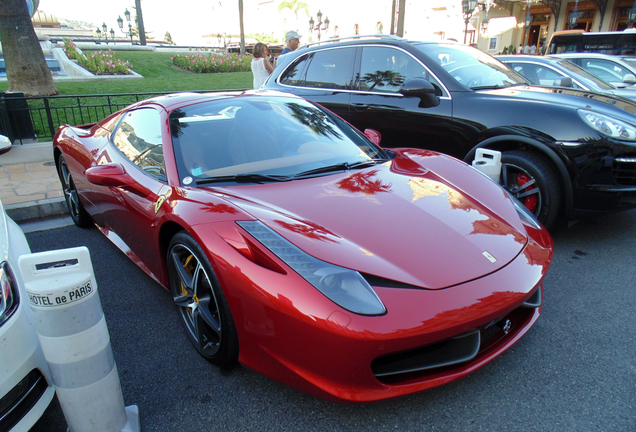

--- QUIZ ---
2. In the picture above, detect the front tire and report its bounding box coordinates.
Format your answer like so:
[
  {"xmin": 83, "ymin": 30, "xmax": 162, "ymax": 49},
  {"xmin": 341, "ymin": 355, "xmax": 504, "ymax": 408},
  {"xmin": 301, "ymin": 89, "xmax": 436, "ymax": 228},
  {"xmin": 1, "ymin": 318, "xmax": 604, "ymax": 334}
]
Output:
[
  {"xmin": 167, "ymin": 232, "xmax": 238, "ymax": 366},
  {"xmin": 500, "ymin": 150, "xmax": 562, "ymax": 230},
  {"xmin": 57, "ymin": 155, "xmax": 91, "ymax": 227}
]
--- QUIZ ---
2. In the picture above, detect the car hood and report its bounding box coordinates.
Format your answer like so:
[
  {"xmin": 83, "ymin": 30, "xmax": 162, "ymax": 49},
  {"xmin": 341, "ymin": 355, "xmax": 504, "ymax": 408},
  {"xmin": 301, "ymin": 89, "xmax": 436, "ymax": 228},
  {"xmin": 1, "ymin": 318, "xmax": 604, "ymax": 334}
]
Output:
[
  {"xmin": 214, "ymin": 151, "xmax": 529, "ymax": 289},
  {"xmin": 480, "ymin": 85, "xmax": 636, "ymax": 118},
  {"xmin": 609, "ymin": 88, "xmax": 636, "ymax": 101}
]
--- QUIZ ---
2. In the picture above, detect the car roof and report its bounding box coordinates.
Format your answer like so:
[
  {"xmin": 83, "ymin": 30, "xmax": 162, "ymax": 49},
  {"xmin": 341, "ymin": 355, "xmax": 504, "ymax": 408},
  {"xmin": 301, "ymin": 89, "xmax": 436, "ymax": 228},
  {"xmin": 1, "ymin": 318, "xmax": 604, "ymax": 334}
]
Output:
[
  {"xmin": 294, "ymin": 34, "xmax": 458, "ymax": 54},
  {"xmin": 497, "ymin": 55, "xmax": 557, "ymax": 64},
  {"xmin": 128, "ymin": 90, "xmax": 305, "ymax": 112},
  {"xmin": 552, "ymin": 52, "xmax": 629, "ymax": 60}
]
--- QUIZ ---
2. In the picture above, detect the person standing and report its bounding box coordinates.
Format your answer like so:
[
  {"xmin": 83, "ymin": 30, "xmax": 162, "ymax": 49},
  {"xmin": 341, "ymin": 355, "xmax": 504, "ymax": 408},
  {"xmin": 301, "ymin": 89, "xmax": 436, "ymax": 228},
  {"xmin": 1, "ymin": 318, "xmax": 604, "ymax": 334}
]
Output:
[
  {"xmin": 251, "ymin": 43, "xmax": 275, "ymax": 89},
  {"xmin": 281, "ymin": 30, "xmax": 302, "ymax": 55}
]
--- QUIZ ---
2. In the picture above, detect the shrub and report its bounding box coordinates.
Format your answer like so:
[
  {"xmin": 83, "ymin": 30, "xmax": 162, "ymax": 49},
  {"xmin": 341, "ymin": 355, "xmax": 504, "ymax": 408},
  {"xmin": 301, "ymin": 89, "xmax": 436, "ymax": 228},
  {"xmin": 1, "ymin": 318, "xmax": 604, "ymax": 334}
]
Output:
[
  {"xmin": 63, "ymin": 39, "xmax": 133, "ymax": 75},
  {"xmin": 172, "ymin": 52, "xmax": 251, "ymax": 73}
]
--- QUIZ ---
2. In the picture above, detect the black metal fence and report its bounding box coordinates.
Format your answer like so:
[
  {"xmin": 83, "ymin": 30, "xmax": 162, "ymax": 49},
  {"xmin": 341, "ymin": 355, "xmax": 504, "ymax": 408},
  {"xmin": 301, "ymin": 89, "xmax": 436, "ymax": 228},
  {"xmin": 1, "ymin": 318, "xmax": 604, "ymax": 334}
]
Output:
[{"xmin": 0, "ymin": 91, "xmax": 211, "ymax": 144}]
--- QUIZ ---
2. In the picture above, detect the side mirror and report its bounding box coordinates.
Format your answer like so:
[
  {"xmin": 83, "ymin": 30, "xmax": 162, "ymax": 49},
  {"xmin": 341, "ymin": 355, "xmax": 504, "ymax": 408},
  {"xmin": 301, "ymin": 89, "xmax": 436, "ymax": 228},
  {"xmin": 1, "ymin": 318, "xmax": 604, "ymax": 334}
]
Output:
[
  {"xmin": 363, "ymin": 129, "xmax": 381, "ymax": 146},
  {"xmin": 0, "ymin": 135, "xmax": 12, "ymax": 155},
  {"xmin": 623, "ymin": 73, "xmax": 636, "ymax": 84},
  {"xmin": 86, "ymin": 163, "xmax": 150, "ymax": 196},
  {"xmin": 399, "ymin": 77, "xmax": 440, "ymax": 108},
  {"xmin": 556, "ymin": 77, "xmax": 573, "ymax": 87}
]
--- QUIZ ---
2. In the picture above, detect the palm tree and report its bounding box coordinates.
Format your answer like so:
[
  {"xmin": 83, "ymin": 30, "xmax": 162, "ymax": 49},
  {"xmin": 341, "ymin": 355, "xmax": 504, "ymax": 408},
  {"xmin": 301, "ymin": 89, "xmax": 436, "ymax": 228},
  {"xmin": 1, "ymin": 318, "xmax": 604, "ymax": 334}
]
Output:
[
  {"xmin": 0, "ymin": 0, "xmax": 58, "ymax": 95},
  {"xmin": 278, "ymin": 0, "xmax": 310, "ymax": 19},
  {"xmin": 239, "ymin": 0, "xmax": 245, "ymax": 55},
  {"xmin": 134, "ymin": 0, "xmax": 147, "ymax": 45}
]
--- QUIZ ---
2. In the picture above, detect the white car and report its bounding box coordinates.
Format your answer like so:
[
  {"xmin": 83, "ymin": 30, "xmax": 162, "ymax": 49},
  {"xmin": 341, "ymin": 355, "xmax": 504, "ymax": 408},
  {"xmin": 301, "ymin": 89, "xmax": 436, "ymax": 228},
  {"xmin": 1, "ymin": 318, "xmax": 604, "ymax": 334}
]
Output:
[
  {"xmin": 0, "ymin": 135, "xmax": 11, "ymax": 155},
  {"xmin": 0, "ymin": 199, "xmax": 55, "ymax": 431},
  {"xmin": 550, "ymin": 53, "xmax": 636, "ymax": 89}
]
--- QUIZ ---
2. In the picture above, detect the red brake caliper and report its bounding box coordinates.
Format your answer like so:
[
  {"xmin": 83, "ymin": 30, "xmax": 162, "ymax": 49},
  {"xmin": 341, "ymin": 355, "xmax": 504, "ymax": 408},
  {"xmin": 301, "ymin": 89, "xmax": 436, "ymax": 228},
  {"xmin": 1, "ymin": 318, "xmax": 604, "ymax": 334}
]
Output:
[{"xmin": 517, "ymin": 173, "xmax": 538, "ymax": 212}]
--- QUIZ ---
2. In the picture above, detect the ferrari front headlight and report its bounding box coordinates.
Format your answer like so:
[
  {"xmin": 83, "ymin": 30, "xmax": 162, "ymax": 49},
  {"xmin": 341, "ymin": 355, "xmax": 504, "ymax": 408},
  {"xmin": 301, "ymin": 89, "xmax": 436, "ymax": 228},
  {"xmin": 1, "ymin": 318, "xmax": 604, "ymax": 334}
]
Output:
[
  {"xmin": 237, "ymin": 220, "xmax": 386, "ymax": 316},
  {"xmin": 578, "ymin": 109, "xmax": 636, "ymax": 141}
]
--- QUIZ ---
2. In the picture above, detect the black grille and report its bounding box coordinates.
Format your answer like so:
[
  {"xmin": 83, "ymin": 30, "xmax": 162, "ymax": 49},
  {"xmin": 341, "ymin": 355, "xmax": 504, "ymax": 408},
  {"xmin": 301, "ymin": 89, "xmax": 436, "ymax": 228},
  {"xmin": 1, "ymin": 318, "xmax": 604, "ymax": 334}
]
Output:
[
  {"xmin": 371, "ymin": 304, "xmax": 536, "ymax": 384},
  {"xmin": 613, "ymin": 157, "xmax": 636, "ymax": 186},
  {"xmin": 0, "ymin": 369, "xmax": 48, "ymax": 432}
]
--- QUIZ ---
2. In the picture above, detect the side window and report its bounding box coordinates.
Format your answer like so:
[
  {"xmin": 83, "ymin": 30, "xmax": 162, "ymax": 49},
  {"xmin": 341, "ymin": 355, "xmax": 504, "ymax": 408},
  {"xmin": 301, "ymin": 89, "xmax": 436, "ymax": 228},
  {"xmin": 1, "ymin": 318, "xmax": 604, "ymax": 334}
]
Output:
[
  {"xmin": 280, "ymin": 55, "xmax": 309, "ymax": 86},
  {"xmin": 112, "ymin": 108, "xmax": 166, "ymax": 181},
  {"xmin": 509, "ymin": 63, "xmax": 539, "ymax": 84},
  {"xmin": 304, "ymin": 48, "xmax": 355, "ymax": 89},
  {"xmin": 535, "ymin": 66, "xmax": 566, "ymax": 85},
  {"xmin": 586, "ymin": 59, "xmax": 629, "ymax": 79},
  {"xmin": 359, "ymin": 47, "xmax": 443, "ymax": 95}
]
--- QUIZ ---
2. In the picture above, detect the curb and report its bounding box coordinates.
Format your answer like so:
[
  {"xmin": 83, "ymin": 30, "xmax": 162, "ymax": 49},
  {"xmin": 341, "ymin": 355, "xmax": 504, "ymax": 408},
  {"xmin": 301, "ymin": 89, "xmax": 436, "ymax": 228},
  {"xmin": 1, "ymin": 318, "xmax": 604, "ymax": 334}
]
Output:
[{"xmin": 5, "ymin": 197, "xmax": 68, "ymax": 223}]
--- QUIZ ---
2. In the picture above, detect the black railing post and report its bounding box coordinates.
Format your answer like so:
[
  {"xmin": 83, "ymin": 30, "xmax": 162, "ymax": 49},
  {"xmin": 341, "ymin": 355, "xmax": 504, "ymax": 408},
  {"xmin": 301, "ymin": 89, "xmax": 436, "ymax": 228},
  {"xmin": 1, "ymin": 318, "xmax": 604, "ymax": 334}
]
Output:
[
  {"xmin": 0, "ymin": 92, "xmax": 15, "ymax": 143},
  {"xmin": 43, "ymin": 97, "xmax": 56, "ymax": 138},
  {"xmin": 0, "ymin": 90, "xmax": 217, "ymax": 142},
  {"xmin": 77, "ymin": 96, "xmax": 85, "ymax": 125}
]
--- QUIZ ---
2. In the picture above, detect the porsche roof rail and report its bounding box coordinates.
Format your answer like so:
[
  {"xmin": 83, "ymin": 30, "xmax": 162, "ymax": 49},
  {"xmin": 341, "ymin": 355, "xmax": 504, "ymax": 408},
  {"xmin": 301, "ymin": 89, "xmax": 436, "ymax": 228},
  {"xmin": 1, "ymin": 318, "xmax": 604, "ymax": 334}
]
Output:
[{"xmin": 298, "ymin": 34, "xmax": 403, "ymax": 50}]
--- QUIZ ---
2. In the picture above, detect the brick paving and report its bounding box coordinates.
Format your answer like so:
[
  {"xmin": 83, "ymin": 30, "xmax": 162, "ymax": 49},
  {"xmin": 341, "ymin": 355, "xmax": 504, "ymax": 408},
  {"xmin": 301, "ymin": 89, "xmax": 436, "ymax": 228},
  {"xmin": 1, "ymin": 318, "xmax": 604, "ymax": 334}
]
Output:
[
  {"xmin": 0, "ymin": 161, "xmax": 63, "ymax": 206},
  {"xmin": 0, "ymin": 144, "xmax": 68, "ymax": 222}
]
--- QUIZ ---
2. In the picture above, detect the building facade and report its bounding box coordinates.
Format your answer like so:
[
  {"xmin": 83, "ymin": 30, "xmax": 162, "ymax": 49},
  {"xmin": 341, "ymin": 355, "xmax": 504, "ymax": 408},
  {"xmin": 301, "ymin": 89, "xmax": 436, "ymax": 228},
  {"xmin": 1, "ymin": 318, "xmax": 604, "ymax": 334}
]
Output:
[{"xmin": 466, "ymin": 0, "xmax": 636, "ymax": 55}]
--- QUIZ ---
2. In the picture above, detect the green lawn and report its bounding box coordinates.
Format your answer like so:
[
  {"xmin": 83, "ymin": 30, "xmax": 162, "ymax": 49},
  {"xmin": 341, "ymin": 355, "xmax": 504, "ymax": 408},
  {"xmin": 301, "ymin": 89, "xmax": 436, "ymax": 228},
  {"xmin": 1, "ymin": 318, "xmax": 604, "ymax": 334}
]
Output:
[
  {"xmin": 0, "ymin": 51, "xmax": 255, "ymax": 139},
  {"xmin": 0, "ymin": 51, "xmax": 253, "ymax": 95}
]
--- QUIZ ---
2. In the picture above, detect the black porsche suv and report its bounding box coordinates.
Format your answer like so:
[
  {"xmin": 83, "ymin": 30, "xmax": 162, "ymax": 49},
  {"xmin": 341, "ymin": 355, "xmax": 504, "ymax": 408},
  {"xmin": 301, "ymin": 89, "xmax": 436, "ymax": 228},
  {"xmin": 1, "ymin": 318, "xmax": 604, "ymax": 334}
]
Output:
[{"xmin": 263, "ymin": 35, "xmax": 636, "ymax": 229}]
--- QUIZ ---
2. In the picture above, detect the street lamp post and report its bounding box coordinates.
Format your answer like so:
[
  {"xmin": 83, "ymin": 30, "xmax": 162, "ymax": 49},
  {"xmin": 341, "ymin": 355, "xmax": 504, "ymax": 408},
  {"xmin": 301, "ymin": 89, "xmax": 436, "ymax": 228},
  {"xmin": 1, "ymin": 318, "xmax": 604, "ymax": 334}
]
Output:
[
  {"xmin": 481, "ymin": 18, "xmax": 489, "ymax": 34},
  {"xmin": 102, "ymin": 22, "xmax": 108, "ymax": 44},
  {"xmin": 117, "ymin": 9, "xmax": 135, "ymax": 44},
  {"xmin": 630, "ymin": 3, "xmax": 636, "ymax": 28},
  {"xmin": 462, "ymin": 0, "xmax": 477, "ymax": 45},
  {"xmin": 96, "ymin": 28, "xmax": 102, "ymax": 43},
  {"xmin": 309, "ymin": 10, "xmax": 330, "ymax": 41},
  {"xmin": 568, "ymin": 0, "xmax": 583, "ymax": 29}
]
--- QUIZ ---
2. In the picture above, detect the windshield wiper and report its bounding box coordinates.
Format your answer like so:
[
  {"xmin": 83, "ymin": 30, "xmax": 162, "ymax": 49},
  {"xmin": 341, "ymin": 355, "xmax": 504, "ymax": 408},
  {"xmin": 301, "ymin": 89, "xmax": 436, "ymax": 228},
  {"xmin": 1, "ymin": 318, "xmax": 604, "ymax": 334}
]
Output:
[
  {"xmin": 472, "ymin": 80, "xmax": 524, "ymax": 90},
  {"xmin": 293, "ymin": 159, "xmax": 387, "ymax": 179},
  {"xmin": 195, "ymin": 173, "xmax": 291, "ymax": 185}
]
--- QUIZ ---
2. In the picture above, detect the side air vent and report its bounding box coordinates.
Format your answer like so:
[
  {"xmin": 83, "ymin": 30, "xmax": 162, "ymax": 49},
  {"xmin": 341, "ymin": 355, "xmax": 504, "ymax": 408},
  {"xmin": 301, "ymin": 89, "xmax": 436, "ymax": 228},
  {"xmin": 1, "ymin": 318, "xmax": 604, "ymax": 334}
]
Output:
[{"xmin": 372, "ymin": 330, "xmax": 480, "ymax": 377}]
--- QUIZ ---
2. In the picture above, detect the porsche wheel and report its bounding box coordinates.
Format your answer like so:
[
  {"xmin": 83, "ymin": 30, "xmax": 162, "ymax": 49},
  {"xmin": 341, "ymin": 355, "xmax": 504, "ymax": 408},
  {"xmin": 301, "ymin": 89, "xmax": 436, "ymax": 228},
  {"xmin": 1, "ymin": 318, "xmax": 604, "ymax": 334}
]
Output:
[
  {"xmin": 58, "ymin": 155, "xmax": 91, "ymax": 227},
  {"xmin": 501, "ymin": 150, "xmax": 562, "ymax": 230},
  {"xmin": 167, "ymin": 232, "xmax": 238, "ymax": 366}
]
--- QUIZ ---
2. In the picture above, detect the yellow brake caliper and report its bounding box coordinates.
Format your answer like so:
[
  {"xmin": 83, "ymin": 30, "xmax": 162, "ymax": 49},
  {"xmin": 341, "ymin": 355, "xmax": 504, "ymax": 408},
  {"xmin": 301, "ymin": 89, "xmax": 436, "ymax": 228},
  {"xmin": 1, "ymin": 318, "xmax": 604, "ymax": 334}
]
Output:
[{"xmin": 181, "ymin": 254, "xmax": 199, "ymax": 305}]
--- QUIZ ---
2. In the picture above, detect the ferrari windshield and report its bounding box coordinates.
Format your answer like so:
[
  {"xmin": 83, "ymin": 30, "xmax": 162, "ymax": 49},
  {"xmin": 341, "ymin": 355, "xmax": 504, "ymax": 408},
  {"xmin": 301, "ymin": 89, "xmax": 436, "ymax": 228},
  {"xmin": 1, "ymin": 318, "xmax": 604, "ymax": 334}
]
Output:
[
  {"xmin": 170, "ymin": 96, "xmax": 387, "ymax": 185},
  {"xmin": 416, "ymin": 43, "xmax": 527, "ymax": 89}
]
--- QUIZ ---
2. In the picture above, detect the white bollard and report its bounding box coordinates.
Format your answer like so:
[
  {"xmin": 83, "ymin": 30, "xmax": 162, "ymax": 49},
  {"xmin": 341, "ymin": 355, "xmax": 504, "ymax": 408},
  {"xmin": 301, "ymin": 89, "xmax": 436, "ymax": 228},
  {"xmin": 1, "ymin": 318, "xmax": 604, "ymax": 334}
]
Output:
[
  {"xmin": 472, "ymin": 148, "xmax": 502, "ymax": 184},
  {"xmin": 18, "ymin": 246, "xmax": 140, "ymax": 432}
]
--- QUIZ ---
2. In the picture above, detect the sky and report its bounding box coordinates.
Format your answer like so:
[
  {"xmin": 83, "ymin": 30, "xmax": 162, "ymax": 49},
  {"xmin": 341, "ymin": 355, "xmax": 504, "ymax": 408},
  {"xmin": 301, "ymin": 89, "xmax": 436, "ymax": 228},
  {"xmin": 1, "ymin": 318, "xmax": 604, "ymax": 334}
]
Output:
[
  {"xmin": 42, "ymin": 0, "xmax": 231, "ymax": 45},
  {"xmin": 41, "ymin": 0, "xmax": 467, "ymax": 46}
]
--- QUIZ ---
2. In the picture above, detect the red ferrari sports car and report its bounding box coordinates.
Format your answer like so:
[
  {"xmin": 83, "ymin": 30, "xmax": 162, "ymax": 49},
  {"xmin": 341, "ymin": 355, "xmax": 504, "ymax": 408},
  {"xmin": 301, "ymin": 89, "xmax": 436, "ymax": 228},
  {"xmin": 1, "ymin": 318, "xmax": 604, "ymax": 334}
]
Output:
[{"xmin": 53, "ymin": 90, "xmax": 553, "ymax": 403}]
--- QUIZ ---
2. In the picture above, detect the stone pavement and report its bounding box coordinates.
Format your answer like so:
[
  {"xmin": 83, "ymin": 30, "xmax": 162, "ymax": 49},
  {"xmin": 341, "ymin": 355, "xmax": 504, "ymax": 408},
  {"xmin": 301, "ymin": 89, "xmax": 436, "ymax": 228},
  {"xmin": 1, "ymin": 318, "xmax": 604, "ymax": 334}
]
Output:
[{"xmin": 0, "ymin": 142, "xmax": 68, "ymax": 223}]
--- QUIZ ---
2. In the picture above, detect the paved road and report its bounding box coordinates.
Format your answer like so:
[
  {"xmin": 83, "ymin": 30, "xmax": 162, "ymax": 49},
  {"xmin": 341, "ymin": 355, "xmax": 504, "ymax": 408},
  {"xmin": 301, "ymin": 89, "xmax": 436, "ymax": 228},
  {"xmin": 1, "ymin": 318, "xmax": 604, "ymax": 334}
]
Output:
[{"xmin": 25, "ymin": 212, "xmax": 636, "ymax": 432}]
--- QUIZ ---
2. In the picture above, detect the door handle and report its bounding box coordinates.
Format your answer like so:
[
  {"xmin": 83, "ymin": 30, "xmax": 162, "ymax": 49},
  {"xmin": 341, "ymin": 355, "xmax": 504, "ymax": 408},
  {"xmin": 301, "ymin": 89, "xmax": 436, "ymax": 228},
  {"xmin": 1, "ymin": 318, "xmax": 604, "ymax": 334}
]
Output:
[
  {"xmin": 350, "ymin": 103, "xmax": 404, "ymax": 112},
  {"xmin": 350, "ymin": 103, "xmax": 369, "ymax": 111}
]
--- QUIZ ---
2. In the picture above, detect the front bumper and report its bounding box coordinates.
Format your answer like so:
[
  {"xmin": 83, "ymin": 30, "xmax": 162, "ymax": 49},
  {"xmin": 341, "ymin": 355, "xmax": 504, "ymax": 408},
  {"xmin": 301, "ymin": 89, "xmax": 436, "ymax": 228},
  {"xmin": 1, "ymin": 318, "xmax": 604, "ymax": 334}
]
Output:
[
  {"xmin": 0, "ymin": 304, "xmax": 55, "ymax": 432},
  {"xmin": 561, "ymin": 140, "xmax": 636, "ymax": 214},
  {"xmin": 216, "ymin": 231, "xmax": 552, "ymax": 403}
]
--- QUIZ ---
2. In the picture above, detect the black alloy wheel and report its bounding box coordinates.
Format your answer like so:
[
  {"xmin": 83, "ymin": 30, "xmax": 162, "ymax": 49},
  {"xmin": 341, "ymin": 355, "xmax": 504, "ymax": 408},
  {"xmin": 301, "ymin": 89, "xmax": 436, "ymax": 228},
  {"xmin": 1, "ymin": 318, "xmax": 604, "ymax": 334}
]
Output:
[
  {"xmin": 57, "ymin": 155, "xmax": 91, "ymax": 227},
  {"xmin": 500, "ymin": 150, "xmax": 562, "ymax": 230},
  {"xmin": 167, "ymin": 232, "xmax": 238, "ymax": 366}
]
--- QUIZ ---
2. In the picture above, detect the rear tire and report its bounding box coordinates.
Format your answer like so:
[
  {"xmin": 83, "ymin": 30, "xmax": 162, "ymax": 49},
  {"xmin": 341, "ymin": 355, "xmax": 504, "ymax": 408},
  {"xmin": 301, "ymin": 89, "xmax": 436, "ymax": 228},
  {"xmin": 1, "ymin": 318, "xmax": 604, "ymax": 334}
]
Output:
[
  {"xmin": 500, "ymin": 150, "xmax": 562, "ymax": 230},
  {"xmin": 57, "ymin": 155, "xmax": 91, "ymax": 227}
]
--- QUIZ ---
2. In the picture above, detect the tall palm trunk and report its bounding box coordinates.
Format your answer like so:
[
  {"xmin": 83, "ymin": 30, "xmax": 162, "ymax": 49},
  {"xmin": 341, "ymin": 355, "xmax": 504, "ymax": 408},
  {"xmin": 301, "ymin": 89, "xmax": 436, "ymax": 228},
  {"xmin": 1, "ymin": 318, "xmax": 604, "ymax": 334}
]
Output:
[
  {"xmin": 239, "ymin": 0, "xmax": 246, "ymax": 55},
  {"xmin": 135, "ymin": 0, "xmax": 147, "ymax": 46},
  {"xmin": 0, "ymin": 0, "xmax": 58, "ymax": 96}
]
